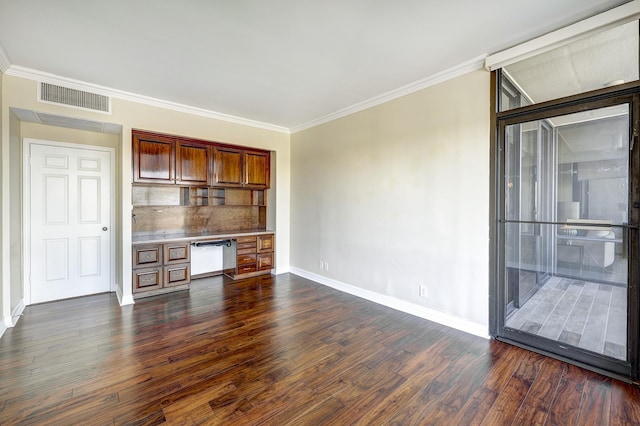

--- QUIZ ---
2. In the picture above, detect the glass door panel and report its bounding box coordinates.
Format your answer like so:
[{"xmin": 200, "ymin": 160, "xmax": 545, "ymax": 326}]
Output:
[
  {"xmin": 504, "ymin": 120, "xmax": 554, "ymax": 313},
  {"xmin": 503, "ymin": 104, "xmax": 629, "ymax": 362}
]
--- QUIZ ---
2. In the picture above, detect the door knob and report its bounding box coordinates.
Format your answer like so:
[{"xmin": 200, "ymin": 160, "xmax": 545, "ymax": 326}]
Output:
[{"xmin": 102, "ymin": 227, "xmax": 108, "ymax": 231}]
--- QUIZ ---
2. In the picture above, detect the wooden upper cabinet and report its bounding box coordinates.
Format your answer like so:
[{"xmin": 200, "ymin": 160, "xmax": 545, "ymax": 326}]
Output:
[
  {"xmin": 133, "ymin": 132, "xmax": 175, "ymax": 184},
  {"xmin": 244, "ymin": 150, "xmax": 270, "ymax": 189},
  {"xmin": 213, "ymin": 146, "xmax": 243, "ymax": 187},
  {"xmin": 133, "ymin": 130, "xmax": 270, "ymax": 189},
  {"xmin": 213, "ymin": 147, "xmax": 270, "ymax": 189},
  {"xmin": 176, "ymin": 141, "xmax": 210, "ymax": 186}
]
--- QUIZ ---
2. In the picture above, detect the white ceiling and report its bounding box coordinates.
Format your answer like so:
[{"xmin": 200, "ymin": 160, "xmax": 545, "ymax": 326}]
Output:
[{"xmin": 0, "ymin": 0, "xmax": 631, "ymax": 131}]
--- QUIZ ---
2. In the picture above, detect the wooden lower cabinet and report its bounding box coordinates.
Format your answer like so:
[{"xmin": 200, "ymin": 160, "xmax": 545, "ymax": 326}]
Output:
[
  {"xmin": 225, "ymin": 233, "xmax": 274, "ymax": 280},
  {"xmin": 164, "ymin": 263, "xmax": 191, "ymax": 287},
  {"xmin": 133, "ymin": 267, "xmax": 163, "ymax": 292},
  {"xmin": 257, "ymin": 252, "xmax": 274, "ymax": 270},
  {"xmin": 164, "ymin": 242, "xmax": 190, "ymax": 264},
  {"xmin": 133, "ymin": 233, "xmax": 273, "ymax": 293},
  {"xmin": 133, "ymin": 242, "xmax": 191, "ymax": 297}
]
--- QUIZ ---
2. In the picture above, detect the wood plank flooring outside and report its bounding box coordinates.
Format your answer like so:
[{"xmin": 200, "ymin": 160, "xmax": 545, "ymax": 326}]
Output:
[{"xmin": 1, "ymin": 273, "xmax": 639, "ymax": 425}]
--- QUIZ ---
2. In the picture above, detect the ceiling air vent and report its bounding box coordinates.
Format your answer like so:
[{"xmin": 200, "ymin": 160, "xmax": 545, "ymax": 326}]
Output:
[{"xmin": 39, "ymin": 82, "xmax": 111, "ymax": 114}]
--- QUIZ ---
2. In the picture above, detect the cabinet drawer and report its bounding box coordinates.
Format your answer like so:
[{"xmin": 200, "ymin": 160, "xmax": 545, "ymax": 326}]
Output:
[
  {"xmin": 257, "ymin": 252, "xmax": 273, "ymax": 270},
  {"xmin": 164, "ymin": 264, "xmax": 191, "ymax": 287},
  {"xmin": 237, "ymin": 253, "xmax": 256, "ymax": 265},
  {"xmin": 237, "ymin": 241, "xmax": 257, "ymax": 250},
  {"xmin": 237, "ymin": 236, "xmax": 257, "ymax": 244},
  {"xmin": 257, "ymin": 234, "xmax": 274, "ymax": 253},
  {"xmin": 164, "ymin": 242, "xmax": 190, "ymax": 264},
  {"xmin": 237, "ymin": 247, "xmax": 257, "ymax": 255},
  {"xmin": 133, "ymin": 267, "xmax": 163, "ymax": 292},
  {"xmin": 133, "ymin": 245, "xmax": 163, "ymax": 268},
  {"xmin": 237, "ymin": 264, "xmax": 257, "ymax": 274}
]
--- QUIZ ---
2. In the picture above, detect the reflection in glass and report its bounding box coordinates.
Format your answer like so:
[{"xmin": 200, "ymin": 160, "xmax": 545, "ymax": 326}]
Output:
[{"xmin": 503, "ymin": 104, "xmax": 628, "ymax": 361}]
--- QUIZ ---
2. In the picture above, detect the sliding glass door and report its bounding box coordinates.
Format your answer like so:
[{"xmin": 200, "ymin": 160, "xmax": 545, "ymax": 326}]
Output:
[{"xmin": 496, "ymin": 97, "xmax": 637, "ymax": 378}]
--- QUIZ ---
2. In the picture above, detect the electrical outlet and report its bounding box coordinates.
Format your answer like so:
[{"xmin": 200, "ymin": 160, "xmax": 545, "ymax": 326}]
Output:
[
  {"xmin": 325, "ymin": 262, "xmax": 329, "ymax": 272},
  {"xmin": 319, "ymin": 260, "xmax": 324, "ymax": 270},
  {"xmin": 419, "ymin": 285, "xmax": 428, "ymax": 298}
]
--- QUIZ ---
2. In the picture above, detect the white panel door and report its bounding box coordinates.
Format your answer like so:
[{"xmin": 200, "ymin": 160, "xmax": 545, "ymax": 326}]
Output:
[{"xmin": 29, "ymin": 143, "xmax": 112, "ymax": 303}]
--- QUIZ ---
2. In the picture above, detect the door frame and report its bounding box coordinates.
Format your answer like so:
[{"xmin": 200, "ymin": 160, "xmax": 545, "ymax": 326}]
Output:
[
  {"xmin": 23, "ymin": 138, "xmax": 116, "ymax": 305},
  {"xmin": 490, "ymin": 71, "xmax": 640, "ymax": 381}
]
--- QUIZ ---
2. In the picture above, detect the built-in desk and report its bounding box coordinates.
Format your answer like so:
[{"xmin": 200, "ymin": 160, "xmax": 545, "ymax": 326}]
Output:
[{"xmin": 132, "ymin": 230, "xmax": 275, "ymax": 298}]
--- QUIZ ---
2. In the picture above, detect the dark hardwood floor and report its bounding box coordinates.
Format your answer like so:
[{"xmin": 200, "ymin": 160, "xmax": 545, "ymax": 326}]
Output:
[{"xmin": 1, "ymin": 273, "xmax": 639, "ymax": 425}]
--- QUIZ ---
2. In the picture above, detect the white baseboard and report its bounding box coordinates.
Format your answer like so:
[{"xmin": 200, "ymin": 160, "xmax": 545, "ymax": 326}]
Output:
[
  {"xmin": 274, "ymin": 265, "xmax": 291, "ymax": 275},
  {"xmin": 11, "ymin": 299, "xmax": 25, "ymax": 326},
  {"xmin": 289, "ymin": 267, "xmax": 489, "ymax": 339},
  {"xmin": 116, "ymin": 286, "xmax": 135, "ymax": 306},
  {"xmin": 2, "ymin": 298, "xmax": 26, "ymax": 335}
]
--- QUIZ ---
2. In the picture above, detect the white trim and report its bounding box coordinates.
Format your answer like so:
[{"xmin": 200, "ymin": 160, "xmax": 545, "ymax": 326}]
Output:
[
  {"xmin": 290, "ymin": 267, "xmax": 489, "ymax": 339},
  {"xmin": 4, "ymin": 55, "xmax": 486, "ymax": 134},
  {"xmin": 5, "ymin": 65, "xmax": 291, "ymax": 134},
  {"xmin": 291, "ymin": 54, "xmax": 487, "ymax": 133},
  {"xmin": 23, "ymin": 139, "xmax": 116, "ymax": 305},
  {"xmin": 1, "ymin": 298, "xmax": 26, "ymax": 339},
  {"xmin": 274, "ymin": 265, "xmax": 291, "ymax": 275},
  {"xmin": 0, "ymin": 42, "xmax": 10, "ymax": 73},
  {"xmin": 22, "ymin": 140, "xmax": 31, "ymax": 306},
  {"xmin": 7, "ymin": 299, "xmax": 25, "ymax": 327},
  {"xmin": 2, "ymin": 298, "xmax": 25, "ymax": 332},
  {"xmin": 116, "ymin": 285, "xmax": 135, "ymax": 306},
  {"xmin": 485, "ymin": 1, "xmax": 640, "ymax": 71}
]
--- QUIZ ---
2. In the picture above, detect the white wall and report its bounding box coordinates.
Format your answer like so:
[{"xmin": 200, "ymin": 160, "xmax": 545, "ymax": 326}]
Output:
[
  {"xmin": 1, "ymin": 67, "xmax": 489, "ymax": 338},
  {"xmin": 0, "ymin": 74, "xmax": 290, "ymax": 321},
  {"xmin": 290, "ymin": 70, "xmax": 491, "ymax": 335}
]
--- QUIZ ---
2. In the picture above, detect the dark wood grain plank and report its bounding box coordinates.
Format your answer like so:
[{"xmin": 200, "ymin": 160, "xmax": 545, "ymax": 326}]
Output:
[
  {"xmin": 577, "ymin": 372, "xmax": 612, "ymax": 425},
  {"xmin": 546, "ymin": 363, "xmax": 586, "ymax": 426},
  {"xmin": 513, "ymin": 356, "xmax": 566, "ymax": 424},
  {"xmin": 478, "ymin": 350, "xmax": 547, "ymax": 425},
  {"xmin": 610, "ymin": 381, "xmax": 640, "ymax": 426}
]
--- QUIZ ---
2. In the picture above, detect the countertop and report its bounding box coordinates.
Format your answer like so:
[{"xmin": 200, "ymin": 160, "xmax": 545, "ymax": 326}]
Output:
[{"xmin": 132, "ymin": 229, "xmax": 274, "ymax": 245}]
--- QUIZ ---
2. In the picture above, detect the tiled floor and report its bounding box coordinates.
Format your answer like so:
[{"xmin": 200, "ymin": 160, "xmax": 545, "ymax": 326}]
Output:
[{"xmin": 506, "ymin": 276, "xmax": 627, "ymax": 360}]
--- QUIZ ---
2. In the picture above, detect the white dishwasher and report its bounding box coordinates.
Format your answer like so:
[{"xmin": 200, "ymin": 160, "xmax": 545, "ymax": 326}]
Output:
[{"xmin": 190, "ymin": 240, "xmax": 232, "ymax": 277}]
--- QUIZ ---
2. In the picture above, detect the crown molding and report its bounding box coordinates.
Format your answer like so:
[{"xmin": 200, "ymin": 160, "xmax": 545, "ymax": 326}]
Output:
[
  {"xmin": 0, "ymin": 42, "xmax": 10, "ymax": 73},
  {"xmin": 4, "ymin": 65, "xmax": 290, "ymax": 134},
  {"xmin": 3, "ymin": 54, "xmax": 487, "ymax": 135},
  {"xmin": 290, "ymin": 54, "xmax": 487, "ymax": 133}
]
